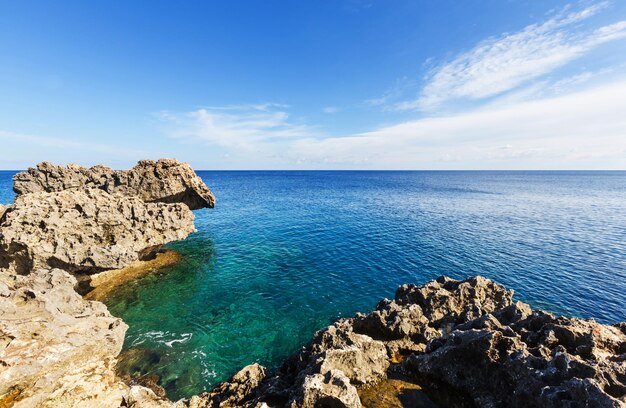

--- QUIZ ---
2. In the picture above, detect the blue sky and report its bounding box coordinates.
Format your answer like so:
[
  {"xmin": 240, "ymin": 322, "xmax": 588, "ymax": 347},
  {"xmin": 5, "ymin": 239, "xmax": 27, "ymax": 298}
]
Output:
[{"xmin": 1, "ymin": 0, "xmax": 626, "ymax": 169}]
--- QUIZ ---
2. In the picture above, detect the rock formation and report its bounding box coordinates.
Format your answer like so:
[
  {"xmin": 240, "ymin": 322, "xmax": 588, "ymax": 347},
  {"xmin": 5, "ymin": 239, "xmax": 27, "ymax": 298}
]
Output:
[
  {"xmin": 13, "ymin": 159, "xmax": 215, "ymax": 210},
  {"xmin": 0, "ymin": 188, "xmax": 195, "ymax": 275},
  {"xmin": 2, "ymin": 159, "xmax": 624, "ymax": 407},
  {"xmin": 171, "ymin": 276, "xmax": 626, "ymax": 408},
  {"xmin": 0, "ymin": 268, "xmax": 128, "ymax": 407},
  {"xmin": 0, "ymin": 159, "xmax": 215, "ymax": 407}
]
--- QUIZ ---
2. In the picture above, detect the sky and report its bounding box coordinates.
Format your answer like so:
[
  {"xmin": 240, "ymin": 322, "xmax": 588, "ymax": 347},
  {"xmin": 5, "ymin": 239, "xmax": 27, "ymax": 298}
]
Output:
[{"xmin": 1, "ymin": 0, "xmax": 626, "ymax": 170}]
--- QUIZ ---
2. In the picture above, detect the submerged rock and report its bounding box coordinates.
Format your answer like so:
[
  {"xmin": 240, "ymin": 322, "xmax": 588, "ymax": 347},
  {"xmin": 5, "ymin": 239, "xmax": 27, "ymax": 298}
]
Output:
[
  {"xmin": 0, "ymin": 268, "xmax": 128, "ymax": 408},
  {"xmin": 13, "ymin": 158, "xmax": 215, "ymax": 210},
  {"xmin": 0, "ymin": 188, "xmax": 195, "ymax": 275}
]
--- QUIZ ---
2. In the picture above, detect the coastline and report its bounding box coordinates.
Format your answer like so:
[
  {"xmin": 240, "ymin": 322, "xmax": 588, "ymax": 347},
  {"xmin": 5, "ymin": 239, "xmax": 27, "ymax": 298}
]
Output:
[{"xmin": 1, "ymin": 160, "xmax": 625, "ymax": 407}]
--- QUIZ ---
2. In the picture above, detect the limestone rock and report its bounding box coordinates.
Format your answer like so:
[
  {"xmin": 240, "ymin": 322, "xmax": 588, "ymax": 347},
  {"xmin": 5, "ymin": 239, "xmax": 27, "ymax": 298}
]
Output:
[
  {"xmin": 317, "ymin": 334, "xmax": 389, "ymax": 386},
  {"xmin": 395, "ymin": 275, "xmax": 513, "ymax": 326},
  {"xmin": 0, "ymin": 188, "xmax": 195, "ymax": 275},
  {"xmin": 397, "ymin": 278, "xmax": 626, "ymax": 407},
  {"xmin": 0, "ymin": 268, "xmax": 128, "ymax": 407},
  {"xmin": 0, "ymin": 204, "xmax": 7, "ymax": 221},
  {"xmin": 13, "ymin": 158, "xmax": 215, "ymax": 210},
  {"xmin": 290, "ymin": 370, "xmax": 361, "ymax": 408},
  {"xmin": 185, "ymin": 364, "xmax": 267, "ymax": 408}
]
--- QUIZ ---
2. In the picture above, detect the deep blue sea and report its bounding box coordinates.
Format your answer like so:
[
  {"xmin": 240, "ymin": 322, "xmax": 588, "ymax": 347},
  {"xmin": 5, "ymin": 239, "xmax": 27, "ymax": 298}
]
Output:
[{"xmin": 1, "ymin": 170, "xmax": 625, "ymax": 399}]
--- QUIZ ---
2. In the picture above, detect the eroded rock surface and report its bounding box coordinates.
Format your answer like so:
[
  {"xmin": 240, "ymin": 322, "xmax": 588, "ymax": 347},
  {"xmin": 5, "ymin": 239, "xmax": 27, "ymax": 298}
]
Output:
[
  {"xmin": 0, "ymin": 188, "xmax": 195, "ymax": 275},
  {"xmin": 0, "ymin": 268, "xmax": 128, "ymax": 408},
  {"xmin": 169, "ymin": 276, "xmax": 626, "ymax": 408},
  {"xmin": 0, "ymin": 158, "xmax": 215, "ymax": 408},
  {"xmin": 13, "ymin": 158, "xmax": 215, "ymax": 210}
]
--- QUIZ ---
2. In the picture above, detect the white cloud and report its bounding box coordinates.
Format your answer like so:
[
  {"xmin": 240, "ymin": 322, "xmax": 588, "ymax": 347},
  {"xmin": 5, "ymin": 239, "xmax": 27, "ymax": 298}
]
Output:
[
  {"xmin": 158, "ymin": 79, "xmax": 626, "ymax": 169},
  {"xmin": 323, "ymin": 106, "xmax": 340, "ymax": 114},
  {"xmin": 289, "ymin": 78, "xmax": 626, "ymax": 169},
  {"xmin": 403, "ymin": 3, "xmax": 626, "ymax": 111},
  {"xmin": 156, "ymin": 104, "xmax": 317, "ymax": 150}
]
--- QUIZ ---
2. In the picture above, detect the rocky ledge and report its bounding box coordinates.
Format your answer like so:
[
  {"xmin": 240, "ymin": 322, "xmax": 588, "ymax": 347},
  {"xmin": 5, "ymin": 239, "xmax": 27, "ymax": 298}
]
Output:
[
  {"xmin": 13, "ymin": 158, "xmax": 215, "ymax": 210},
  {"xmin": 0, "ymin": 188, "xmax": 195, "ymax": 276}
]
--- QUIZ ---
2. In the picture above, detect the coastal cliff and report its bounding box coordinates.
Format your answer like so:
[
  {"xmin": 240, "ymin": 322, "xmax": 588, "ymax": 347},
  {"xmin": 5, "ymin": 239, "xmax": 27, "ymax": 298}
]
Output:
[
  {"xmin": 12, "ymin": 159, "xmax": 215, "ymax": 210},
  {"xmin": 0, "ymin": 159, "xmax": 213, "ymax": 407},
  {"xmin": 1, "ymin": 160, "xmax": 624, "ymax": 408}
]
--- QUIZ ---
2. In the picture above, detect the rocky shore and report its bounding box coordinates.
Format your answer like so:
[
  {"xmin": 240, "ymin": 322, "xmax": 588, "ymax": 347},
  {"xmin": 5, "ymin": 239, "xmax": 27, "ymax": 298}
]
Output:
[{"xmin": 1, "ymin": 160, "xmax": 625, "ymax": 408}]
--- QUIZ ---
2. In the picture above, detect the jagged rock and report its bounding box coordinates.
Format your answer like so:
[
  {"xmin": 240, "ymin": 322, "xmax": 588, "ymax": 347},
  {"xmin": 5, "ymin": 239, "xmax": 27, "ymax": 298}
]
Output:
[
  {"xmin": 399, "ymin": 279, "xmax": 626, "ymax": 407},
  {"xmin": 185, "ymin": 364, "xmax": 267, "ymax": 408},
  {"xmin": 0, "ymin": 204, "xmax": 7, "ymax": 221},
  {"xmin": 0, "ymin": 268, "xmax": 128, "ymax": 407},
  {"xmin": 0, "ymin": 188, "xmax": 195, "ymax": 275},
  {"xmin": 13, "ymin": 158, "xmax": 215, "ymax": 210},
  {"xmin": 289, "ymin": 370, "xmax": 361, "ymax": 408},
  {"xmin": 317, "ymin": 335, "xmax": 389, "ymax": 386},
  {"xmin": 196, "ymin": 276, "xmax": 624, "ymax": 408},
  {"xmin": 395, "ymin": 275, "xmax": 513, "ymax": 327}
]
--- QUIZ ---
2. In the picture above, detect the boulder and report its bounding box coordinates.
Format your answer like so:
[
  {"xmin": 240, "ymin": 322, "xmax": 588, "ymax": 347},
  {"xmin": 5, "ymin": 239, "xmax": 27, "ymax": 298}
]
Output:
[
  {"xmin": 0, "ymin": 188, "xmax": 195, "ymax": 275},
  {"xmin": 13, "ymin": 158, "xmax": 215, "ymax": 210},
  {"xmin": 0, "ymin": 268, "xmax": 128, "ymax": 407}
]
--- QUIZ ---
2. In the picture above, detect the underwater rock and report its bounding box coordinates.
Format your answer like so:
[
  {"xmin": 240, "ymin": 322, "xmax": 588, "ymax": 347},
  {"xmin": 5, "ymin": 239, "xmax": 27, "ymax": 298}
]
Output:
[
  {"xmin": 0, "ymin": 188, "xmax": 195, "ymax": 275},
  {"xmin": 0, "ymin": 268, "xmax": 128, "ymax": 408},
  {"xmin": 13, "ymin": 158, "xmax": 215, "ymax": 210}
]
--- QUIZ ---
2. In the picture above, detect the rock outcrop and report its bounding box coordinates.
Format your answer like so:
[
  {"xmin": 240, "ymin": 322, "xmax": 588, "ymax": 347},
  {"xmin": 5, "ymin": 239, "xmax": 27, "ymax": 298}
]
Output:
[
  {"xmin": 0, "ymin": 188, "xmax": 195, "ymax": 275},
  {"xmin": 173, "ymin": 276, "xmax": 626, "ymax": 408},
  {"xmin": 13, "ymin": 159, "xmax": 215, "ymax": 210},
  {"xmin": 0, "ymin": 268, "xmax": 128, "ymax": 408},
  {"xmin": 0, "ymin": 158, "xmax": 217, "ymax": 408}
]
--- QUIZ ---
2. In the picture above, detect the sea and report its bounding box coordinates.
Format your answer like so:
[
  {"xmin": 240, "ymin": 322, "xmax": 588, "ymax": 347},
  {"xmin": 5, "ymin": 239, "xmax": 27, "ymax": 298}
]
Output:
[{"xmin": 1, "ymin": 170, "xmax": 625, "ymax": 399}]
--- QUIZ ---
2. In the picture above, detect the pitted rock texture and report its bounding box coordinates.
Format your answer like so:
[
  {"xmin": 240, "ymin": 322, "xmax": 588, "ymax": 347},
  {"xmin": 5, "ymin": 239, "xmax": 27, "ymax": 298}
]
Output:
[
  {"xmin": 13, "ymin": 158, "xmax": 215, "ymax": 210},
  {"xmin": 0, "ymin": 188, "xmax": 195, "ymax": 275},
  {"xmin": 166, "ymin": 276, "xmax": 625, "ymax": 408},
  {"xmin": 0, "ymin": 268, "xmax": 128, "ymax": 408}
]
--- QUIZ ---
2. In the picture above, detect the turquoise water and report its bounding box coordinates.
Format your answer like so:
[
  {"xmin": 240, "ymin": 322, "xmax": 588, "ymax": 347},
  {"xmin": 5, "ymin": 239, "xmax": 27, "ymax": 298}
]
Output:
[{"xmin": 1, "ymin": 171, "xmax": 625, "ymax": 399}]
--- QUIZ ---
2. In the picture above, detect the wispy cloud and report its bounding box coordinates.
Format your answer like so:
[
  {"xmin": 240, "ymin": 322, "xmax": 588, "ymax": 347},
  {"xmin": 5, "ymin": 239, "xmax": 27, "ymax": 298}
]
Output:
[
  {"xmin": 398, "ymin": 3, "xmax": 626, "ymax": 111},
  {"xmin": 322, "ymin": 106, "xmax": 340, "ymax": 114},
  {"xmin": 290, "ymin": 78, "xmax": 626, "ymax": 168},
  {"xmin": 364, "ymin": 76, "xmax": 418, "ymax": 109},
  {"xmin": 158, "ymin": 79, "xmax": 626, "ymax": 169},
  {"xmin": 156, "ymin": 104, "xmax": 317, "ymax": 150}
]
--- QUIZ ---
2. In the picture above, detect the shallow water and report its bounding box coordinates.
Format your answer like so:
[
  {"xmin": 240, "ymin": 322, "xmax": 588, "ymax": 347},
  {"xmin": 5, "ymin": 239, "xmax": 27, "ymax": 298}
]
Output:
[{"xmin": 1, "ymin": 170, "xmax": 625, "ymax": 399}]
